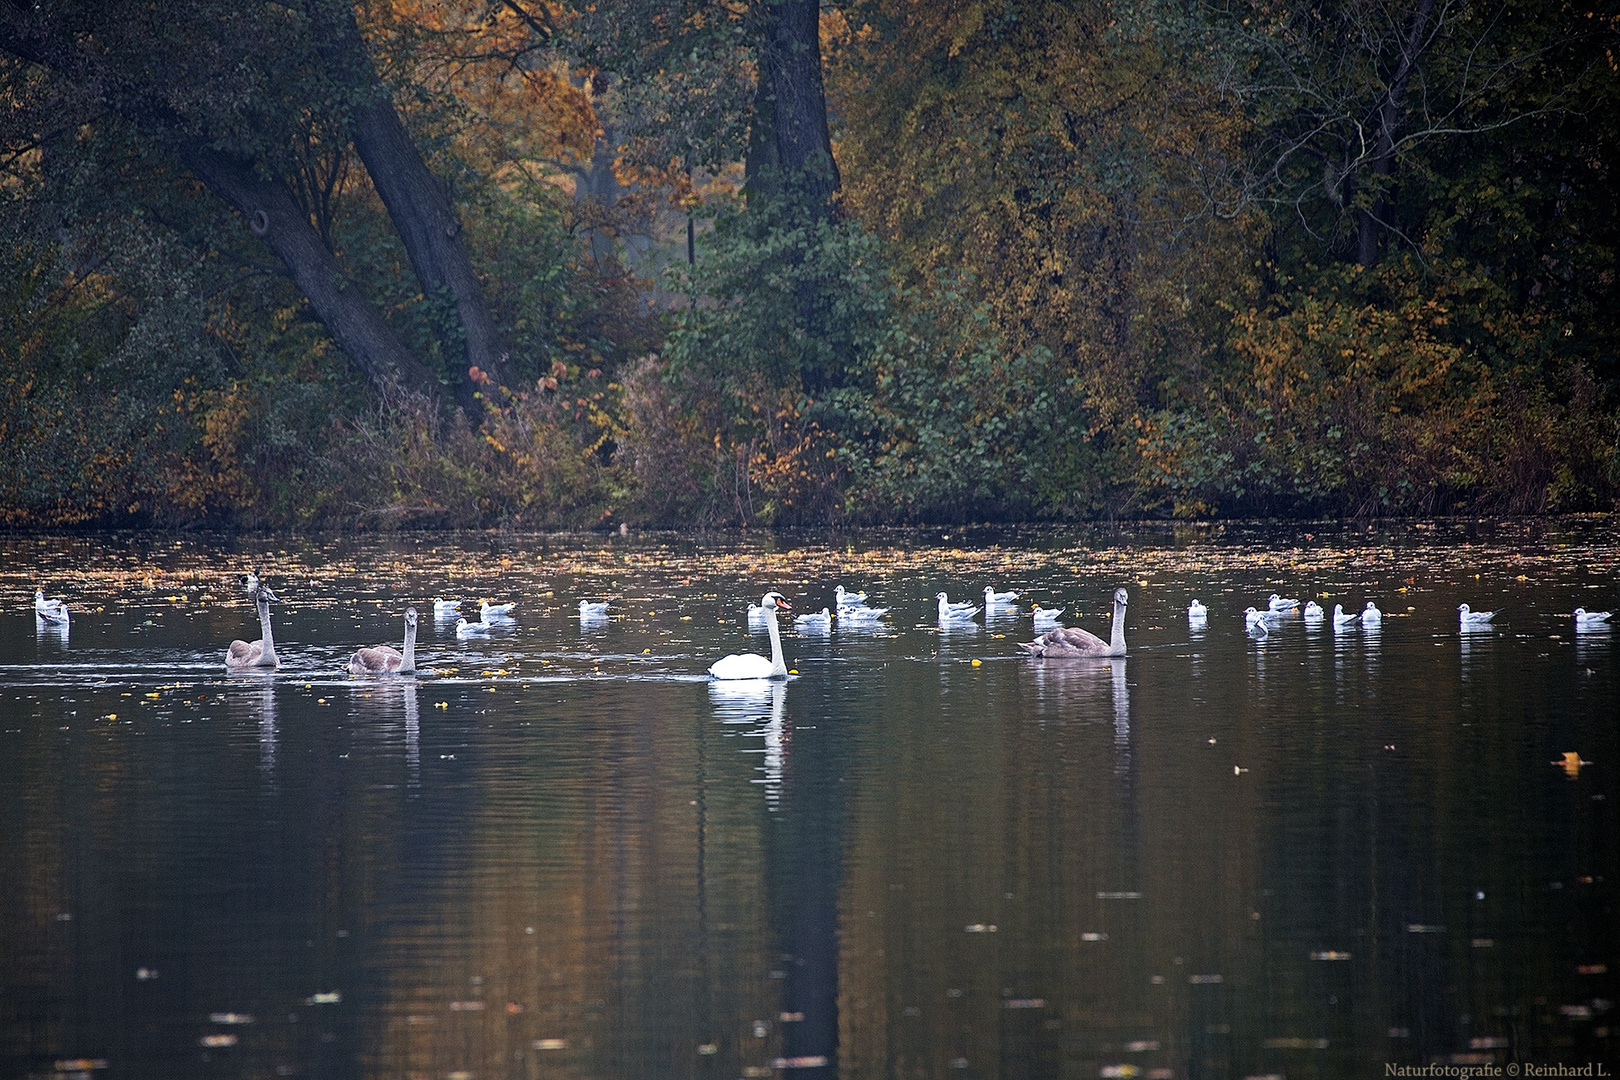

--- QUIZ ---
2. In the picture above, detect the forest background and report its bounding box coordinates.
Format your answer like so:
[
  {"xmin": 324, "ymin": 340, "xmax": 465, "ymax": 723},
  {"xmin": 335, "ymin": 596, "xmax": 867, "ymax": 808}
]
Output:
[{"xmin": 1, "ymin": 0, "xmax": 1616, "ymax": 529}]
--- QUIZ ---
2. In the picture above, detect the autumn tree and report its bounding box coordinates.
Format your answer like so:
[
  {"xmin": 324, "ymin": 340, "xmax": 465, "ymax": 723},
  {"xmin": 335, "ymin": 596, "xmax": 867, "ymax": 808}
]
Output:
[{"xmin": 0, "ymin": 0, "xmax": 587, "ymax": 412}]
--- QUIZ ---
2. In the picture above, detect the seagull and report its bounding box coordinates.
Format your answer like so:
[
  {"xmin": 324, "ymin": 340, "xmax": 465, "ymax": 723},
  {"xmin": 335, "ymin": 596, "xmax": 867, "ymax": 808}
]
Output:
[
  {"xmin": 480, "ymin": 601, "xmax": 515, "ymax": 619},
  {"xmin": 1187, "ymin": 599, "xmax": 1207, "ymax": 621},
  {"xmin": 936, "ymin": 592, "xmax": 980, "ymax": 622},
  {"xmin": 1033, "ymin": 604, "xmax": 1065, "ymax": 626},
  {"xmin": 840, "ymin": 603, "xmax": 890, "ymax": 622},
  {"xmin": 1243, "ymin": 607, "xmax": 1273, "ymax": 628},
  {"xmin": 1302, "ymin": 601, "xmax": 1324, "ymax": 622},
  {"xmin": 794, "ymin": 608, "xmax": 833, "ymax": 630},
  {"xmin": 1332, "ymin": 604, "xmax": 1360, "ymax": 630},
  {"xmin": 34, "ymin": 589, "xmax": 70, "ymax": 625},
  {"xmin": 454, "ymin": 617, "xmax": 491, "ymax": 637},
  {"xmin": 433, "ymin": 598, "xmax": 462, "ymax": 616},
  {"xmin": 1574, "ymin": 607, "xmax": 1613, "ymax": 630},
  {"xmin": 1458, "ymin": 603, "xmax": 1497, "ymax": 629},
  {"xmin": 1268, "ymin": 593, "xmax": 1301, "ymax": 613},
  {"xmin": 983, "ymin": 586, "xmax": 1021, "ymax": 608},
  {"xmin": 834, "ymin": 585, "xmax": 869, "ymax": 610},
  {"xmin": 578, "ymin": 600, "xmax": 611, "ymax": 618},
  {"xmin": 1362, "ymin": 601, "xmax": 1383, "ymax": 628}
]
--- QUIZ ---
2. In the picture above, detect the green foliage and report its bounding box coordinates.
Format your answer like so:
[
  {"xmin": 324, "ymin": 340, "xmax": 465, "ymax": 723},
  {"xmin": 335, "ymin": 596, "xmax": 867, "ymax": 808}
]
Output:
[{"xmin": 624, "ymin": 201, "xmax": 1080, "ymax": 524}]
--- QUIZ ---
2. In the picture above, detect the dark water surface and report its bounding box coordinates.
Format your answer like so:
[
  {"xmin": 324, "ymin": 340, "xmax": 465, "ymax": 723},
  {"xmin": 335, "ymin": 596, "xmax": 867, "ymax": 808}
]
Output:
[{"xmin": 1, "ymin": 523, "xmax": 1615, "ymax": 1080}]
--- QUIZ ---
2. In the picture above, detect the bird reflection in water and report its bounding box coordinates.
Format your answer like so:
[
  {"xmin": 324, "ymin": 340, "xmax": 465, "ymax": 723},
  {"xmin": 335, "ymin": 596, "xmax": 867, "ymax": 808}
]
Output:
[
  {"xmin": 708, "ymin": 680, "xmax": 788, "ymax": 812},
  {"xmin": 35, "ymin": 614, "xmax": 69, "ymax": 652},
  {"xmin": 254, "ymin": 682, "xmax": 277, "ymax": 781},
  {"xmin": 350, "ymin": 678, "xmax": 422, "ymax": 788}
]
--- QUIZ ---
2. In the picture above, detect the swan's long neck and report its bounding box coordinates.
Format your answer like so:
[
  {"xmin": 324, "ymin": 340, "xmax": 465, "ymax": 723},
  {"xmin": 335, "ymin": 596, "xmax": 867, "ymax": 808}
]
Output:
[
  {"xmin": 1109, "ymin": 599, "xmax": 1127, "ymax": 655},
  {"xmin": 766, "ymin": 609, "xmax": 787, "ymax": 676},
  {"xmin": 257, "ymin": 597, "xmax": 278, "ymax": 664},
  {"xmin": 400, "ymin": 619, "xmax": 417, "ymax": 674}
]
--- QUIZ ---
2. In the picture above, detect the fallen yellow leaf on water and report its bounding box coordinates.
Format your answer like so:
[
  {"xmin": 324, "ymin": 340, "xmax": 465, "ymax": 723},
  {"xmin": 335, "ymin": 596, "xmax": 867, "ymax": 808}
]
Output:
[{"xmin": 1556, "ymin": 752, "xmax": 1591, "ymax": 778}]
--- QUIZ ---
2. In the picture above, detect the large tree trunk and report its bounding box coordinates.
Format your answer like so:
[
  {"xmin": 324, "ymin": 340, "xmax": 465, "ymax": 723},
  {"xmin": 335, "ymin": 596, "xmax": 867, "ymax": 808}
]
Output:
[
  {"xmin": 177, "ymin": 143, "xmax": 437, "ymax": 392},
  {"xmin": 747, "ymin": 0, "xmax": 839, "ymax": 218},
  {"xmin": 1356, "ymin": 0, "xmax": 1436, "ymax": 267},
  {"xmin": 311, "ymin": 0, "xmax": 512, "ymax": 414}
]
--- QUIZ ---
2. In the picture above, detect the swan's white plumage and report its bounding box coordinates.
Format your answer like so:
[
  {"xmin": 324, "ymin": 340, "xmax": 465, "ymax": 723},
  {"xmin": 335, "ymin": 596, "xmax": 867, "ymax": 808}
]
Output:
[{"xmin": 711, "ymin": 592, "xmax": 791, "ymax": 679}]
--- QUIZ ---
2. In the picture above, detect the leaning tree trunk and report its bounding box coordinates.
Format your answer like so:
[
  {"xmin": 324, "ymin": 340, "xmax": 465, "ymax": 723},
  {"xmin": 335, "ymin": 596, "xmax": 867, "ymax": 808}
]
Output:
[
  {"xmin": 0, "ymin": 7, "xmax": 435, "ymax": 397},
  {"xmin": 178, "ymin": 143, "xmax": 438, "ymax": 392},
  {"xmin": 312, "ymin": 0, "xmax": 513, "ymax": 415}
]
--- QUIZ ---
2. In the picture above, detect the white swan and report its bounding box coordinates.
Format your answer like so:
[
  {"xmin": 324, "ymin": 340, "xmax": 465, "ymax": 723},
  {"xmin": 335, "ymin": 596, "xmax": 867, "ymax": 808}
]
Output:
[
  {"xmin": 454, "ymin": 617, "xmax": 491, "ymax": 637},
  {"xmin": 1018, "ymin": 588, "xmax": 1128, "ymax": 658},
  {"xmin": 1574, "ymin": 607, "xmax": 1613, "ymax": 630},
  {"xmin": 1332, "ymin": 604, "xmax": 1360, "ymax": 630},
  {"xmin": 1187, "ymin": 599, "xmax": 1207, "ymax": 621},
  {"xmin": 1362, "ymin": 601, "xmax": 1383, "ymax": 627},
  {"xmin": 348, "ymin": 607, "xmax": 418, "ymax": 675},
  {"xmin": 433, "ymin": 598, "xmax": 461, "ymax": 616},
  {"xmin": 795, "ymin": 607, "xmax": 833, "ymax": 630},
  {"xmin": 1458, "ymin": 603, "xmax": 1497, "ymax": 629},
  {"xmin": 225, "ymin": 586, "xmax": 279, "ymax": 671},
  {"xmin": 480, "ymin": 601, "xmax": 515, "ymax": 619},
  {"xmin": 34, "ymin": 589, "xmax": 69, "ymax": 625},
  {"xmin": 578, "ymin": 600, "xmax": 611, "ymax": 617},
  {"xmin": 1303, "ymin": 600, "xmax": 1324, "ymax": 622},
  {"xmin": 983, "ymin": 586, "xmax": 1021, "ymax": 607},
  {"xmin": 1034, "ymin": 604, "xmax": 1066, "ymax": 626},
  {"xmin": 710, "ymin": 592, "xmax": 791, "ymax": 680},
  {"xmin": 834, "ymin": 585, "xmax": 869, "ymax": 609},
  {"xmin": 1268, "ymin": 593, "xmax": 1301, "ymax": 612},
  {"xmin": 936, "ymin": 592, "xmax": 980, "ymax": 621}
]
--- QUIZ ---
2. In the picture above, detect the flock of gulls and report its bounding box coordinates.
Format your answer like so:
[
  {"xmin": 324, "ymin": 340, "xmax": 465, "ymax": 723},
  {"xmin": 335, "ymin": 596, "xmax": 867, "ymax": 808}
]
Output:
[
  {"xmin": 1198, "ymin": 590, "xmax": 1614, "ymax": 637},
  {"xmin": 28, "ymin": 576, "xmax": 1613, "ymax": 682}
]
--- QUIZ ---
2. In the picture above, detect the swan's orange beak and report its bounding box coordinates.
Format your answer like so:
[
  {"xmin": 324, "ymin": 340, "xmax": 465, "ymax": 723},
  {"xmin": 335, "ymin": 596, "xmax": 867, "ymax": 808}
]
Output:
[{"xmin": 775, "ymin": 597, "xmax": 792, "ymax": 613}]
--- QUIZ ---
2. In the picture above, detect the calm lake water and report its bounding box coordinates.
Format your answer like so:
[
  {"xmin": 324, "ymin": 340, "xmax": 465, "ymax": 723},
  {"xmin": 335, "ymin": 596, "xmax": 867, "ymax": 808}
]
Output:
[{"xmin": 1, "ymin": 522, "xmax": 1615, "ymax": 1080}]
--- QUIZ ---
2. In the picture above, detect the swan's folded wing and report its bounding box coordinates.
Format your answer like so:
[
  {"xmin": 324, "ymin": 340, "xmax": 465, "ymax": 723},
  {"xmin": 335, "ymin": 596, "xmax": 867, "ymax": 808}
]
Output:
[
  {"xmin": 1048, "ymin": 626, "xmax": 1108, "ymax": 650},
  {"xmin": 351, "ymin": 645, "xmax": 401, "ymax": 672}
]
